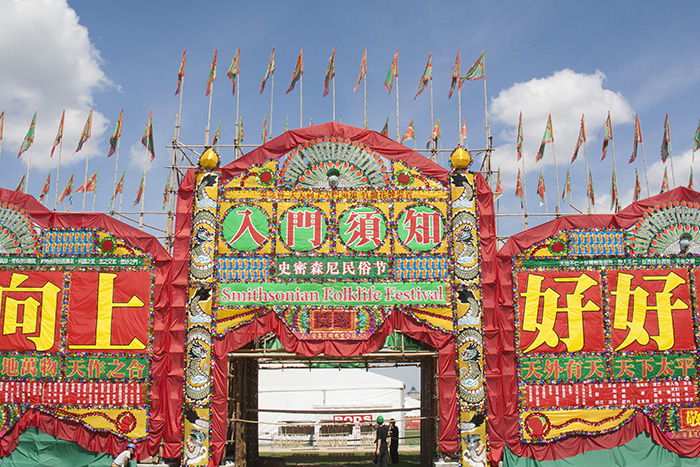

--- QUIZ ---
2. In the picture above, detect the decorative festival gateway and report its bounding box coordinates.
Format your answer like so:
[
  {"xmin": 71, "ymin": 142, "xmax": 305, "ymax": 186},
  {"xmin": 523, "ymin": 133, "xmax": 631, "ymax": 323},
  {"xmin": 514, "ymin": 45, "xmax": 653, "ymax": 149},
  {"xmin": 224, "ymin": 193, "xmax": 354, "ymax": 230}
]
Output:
[
  {"xmin": 486, "ymin": 187, "xmax": 700, "ymax": 466},
  {"xmin": 174, "ymin": 122, "xmax": 494, "ymax": 466},
  {"xmin": 0, "ymin": 189, "xmax": 179, "ymax": 461}
]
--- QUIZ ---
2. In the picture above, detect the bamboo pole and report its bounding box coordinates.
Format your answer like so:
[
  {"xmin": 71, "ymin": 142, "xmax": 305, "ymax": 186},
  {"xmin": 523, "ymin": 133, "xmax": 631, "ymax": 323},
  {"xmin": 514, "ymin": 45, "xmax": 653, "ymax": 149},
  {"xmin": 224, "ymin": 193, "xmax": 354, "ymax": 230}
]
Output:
[
  {"xmin": 395, "ymin": 74, "xmax": 400, "ymax": 141},
  {"xmin": 82, "ymin": 137, "xmax": 91, "ymax": 212},
  {"xmin": 640, "ymin": 140, "xmax": 650, "ymax": 197},
  {"xmin": 111, "ymin": 121, "xmax": 122, "ymax": 215},
  {"xmin": 205, "ymin": 82, "xmax": 214, "ymax": 145},
  {"xmin": 611, "ymin": 136, "xmax": 619, "ymax": 212},
  {"xmin": 552, "ymin": 132, "xmax": 561, "ymax": 215},
  {"xmin": 24, "ymin": 145, "xmax": 33, "ymax": 195},
  {"xmin": 54, "ymin": 130, "xmax": 64, "ymax": 211}
]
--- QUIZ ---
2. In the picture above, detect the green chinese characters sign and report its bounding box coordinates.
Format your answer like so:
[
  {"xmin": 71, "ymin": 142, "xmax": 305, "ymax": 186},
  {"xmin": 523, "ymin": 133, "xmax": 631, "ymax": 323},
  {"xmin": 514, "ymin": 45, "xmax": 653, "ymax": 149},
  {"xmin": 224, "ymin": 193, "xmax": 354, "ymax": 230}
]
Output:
[
  {"xmin": 280, "ymin": 206, "xmax": 327, "ymax": 251},
  {"xmin": 222, "ymin": 205, "xmax": 269, "ymax": 251},
  {"xmin": 397, "ymin": 205, "xmax": 443, "ymax": 251},
  {"xmin": 338, "ymin": 206, "xmax": 386, "ymax": 251}
]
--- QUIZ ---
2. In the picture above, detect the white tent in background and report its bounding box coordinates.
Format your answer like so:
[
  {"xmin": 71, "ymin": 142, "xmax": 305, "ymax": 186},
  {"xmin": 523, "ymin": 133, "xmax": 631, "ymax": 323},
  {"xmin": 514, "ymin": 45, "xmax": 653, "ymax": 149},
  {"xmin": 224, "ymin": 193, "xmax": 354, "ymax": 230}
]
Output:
[{"xmin": 258, "ymin": 368, "xmax": 407, "ymax": 446}]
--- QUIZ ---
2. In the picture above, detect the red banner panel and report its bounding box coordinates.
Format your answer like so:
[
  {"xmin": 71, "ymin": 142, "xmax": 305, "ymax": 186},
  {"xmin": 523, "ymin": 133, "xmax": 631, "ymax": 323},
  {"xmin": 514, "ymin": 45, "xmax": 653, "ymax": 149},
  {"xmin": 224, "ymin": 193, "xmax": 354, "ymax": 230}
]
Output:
[
  {"xmin": 517, "ymin": 270, "xmax": 604, "ymax": 354},
  {"xmin": 523, "ymin": 380, "xmax": 696, "ymax": 409},
  {"xmin": 0, "ymin": 271, "xmax": 63, "ymax": 353},
  {"xmin": 609, "ymin": 268, "xmax": 693, "ymax": 352},
  {"xmin": 66, "ymin": 271, "xmax": 151, "ymax": 354},
  {"xmin": 0, "ymin": 381, "xmax": 144, "ymax": 406}
]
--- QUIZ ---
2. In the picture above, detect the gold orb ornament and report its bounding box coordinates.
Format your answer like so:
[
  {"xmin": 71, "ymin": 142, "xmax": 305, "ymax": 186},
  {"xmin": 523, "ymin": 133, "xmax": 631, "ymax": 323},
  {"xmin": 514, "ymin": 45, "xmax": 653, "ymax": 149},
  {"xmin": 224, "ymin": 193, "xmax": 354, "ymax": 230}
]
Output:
[
  {"xmin": 451, "ymin": 146, "xmax": 472, "ymax": 169},
  {"xmin": 199, "ymin": 148, "xmax": 220, "ymax": 169}
]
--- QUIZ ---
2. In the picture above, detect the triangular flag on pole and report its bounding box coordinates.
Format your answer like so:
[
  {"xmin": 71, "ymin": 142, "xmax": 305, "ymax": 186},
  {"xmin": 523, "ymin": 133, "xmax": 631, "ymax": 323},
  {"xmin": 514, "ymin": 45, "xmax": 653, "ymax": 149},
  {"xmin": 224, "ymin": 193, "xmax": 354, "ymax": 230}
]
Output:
[
  {"xmin": 18, "ymin": 112, "xmax": 37, "ymax": 158},
  {"xmin": 693, "ymin": 119, "xmax": 700, "ymax": 162},
  {"xmin": 401, "ymin": 119, "xmax": 415, "ymax": 143},
  {"xmin": 600, "ymin": 111, "xmax": 613, "ymax": 160},
  {"xmin": 461, "ymin": 51, "xmax": 485, "ymax": 83},
  {"xmin": 227, "ymin": 47, "xmax": 240, "ymax": 96},
  {"xmin": 237, "ymin": 115, "xmax": 244, "ymax": 142},
  {"xmin": 38, "ymin": 173, "xmax": 51, "ymax": 203},
  {"xmin": 516, "ymin": 112, "xmax": 523, "ymax": 161},
  {"xmin": 610, "ymin": 169, "xmax": 618, "ymax": 211},
  {"xmin": 660, "ymin": 167, "xmax": 669, "ymax": 193},
  {"xmin": 212, "ymin": 116, "xmax": 221, "ymax": 147},
  {"xmin": 536, "ymin": 169, "xmax": 546, "ymax": 206},
  {"xmin": 260, "ymin": 47, "xmax": 275, "ymax": 94},
  {"xmin": 561, "ymin": 169, "xmax": 571, "ymax": 201},
  {"xmin": 107, "ymin": 109, "xmax": 123, "ymax": 157},
  {"xmin": 494, "ymin": 168, "xmax": 503, "ymax": 200},
  {"xmin": 51, "ymin": 110, "xmax": 65, "ymax": 158},
  {"xmin": 430, "ymin": 119, "xmax": 441, "ymax": 141},
  {"xmin": 633, "ymin": 169, "xmax": 641, "ymax": 202},
  {"xmin": 15, "ymin": 175, "xmax": 25, "ymax": 193},
  {"xmin": 261, "ymin": 114, "xmax": 268, "ymax": 143},
  {"xmin": 133, "ymin": 169, "xmax": 146, "ymax": 206},
  {"xmin": 75, "ymin": 171, "xmax": 98, "ymax": 194},
  {"xmin": 141, "ymin": 111, "xmax": 155, "ymax": 162},
  {"xmin": 572, "ymin": 114, "xmax": 586, "ymax": 163},
  {"xmin": 323, "ymin": 48, "xmax": 335, "ymax": 97},
  {"xmin": 384, "ymin": 51, "xmax": 398, "ymax": 93},
  {"xmin": 175, "ymin": 49, "xmax": 186, "ymax": 95},
  {"xmin": 536, "ymin": 114, "xmax": 553, "ymax": 163},
  {"xmin": 286, "ymin": 47, "xmax": 303, "ymax": 94},
  {"xmin": 162, "ymin": 171, "xmax": 171, "ymax": 210},
  {"xmin": 587, "ymin": 170, "xmax": 595, "ymax": 207},
  {"xmin": 515, "ymin": 169, "xmax": 524, "ymax": 208},
  {"xmin": 354, "ymin": 48, "xmax": 367, "ymax": 93},
  {"xmin": 380, "ymin": 118, "xmax": 389, "ymax": 138},
  {"xmin": 74, "ymin": 109, "xmax": 92, "ymax": 154},
  {"xmin": 109, "ymin": 171, "xmax": 124, "ymax": 209},
  {"xmin": 630, "ymin": 113, "xmax": 642, "ymax": 164},
  {"xmin": 206, "ymin": 49, "xmax": 217, "ymax": 96},
  {"xmin": 661, "ymin": 113, "xmax": 671, "ymax": 163},
  {"xmin": 689, "ymin": 167, "xmax": 694, "ymax": 190},
  {"xmin": 448, "ymin": 50, "xmax": 461, "ymax": 99},
  {"xmin": 58, "ymin": 173, "xmax": 74, "ymax": 203},
  {"xmin": 460, "ymin": 118, "xmax": 467, "ymax": 143},
  {"xmin": 413, "ymin": 52, "xmax": 432, "ymax": 99}
]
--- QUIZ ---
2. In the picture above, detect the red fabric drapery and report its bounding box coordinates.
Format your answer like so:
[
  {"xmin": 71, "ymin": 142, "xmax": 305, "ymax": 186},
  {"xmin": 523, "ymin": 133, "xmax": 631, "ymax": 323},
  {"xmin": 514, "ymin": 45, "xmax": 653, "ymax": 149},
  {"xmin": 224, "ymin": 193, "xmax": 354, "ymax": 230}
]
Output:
[
  {"xmin": 0, "ymin": 189, "xmax": 179, "ymax": 460},
  {"xmin": 485, "ymin": 187, "xmax": 700, "ymax": 465}
]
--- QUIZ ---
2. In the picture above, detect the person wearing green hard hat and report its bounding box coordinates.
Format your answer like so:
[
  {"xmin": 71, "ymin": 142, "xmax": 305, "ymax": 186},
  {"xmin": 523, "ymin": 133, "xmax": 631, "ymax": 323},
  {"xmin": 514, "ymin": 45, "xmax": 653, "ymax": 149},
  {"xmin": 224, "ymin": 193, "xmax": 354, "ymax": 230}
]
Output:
[{"xmin": 374, "ymin": 415, "xmax": 389, "ymax": 466}]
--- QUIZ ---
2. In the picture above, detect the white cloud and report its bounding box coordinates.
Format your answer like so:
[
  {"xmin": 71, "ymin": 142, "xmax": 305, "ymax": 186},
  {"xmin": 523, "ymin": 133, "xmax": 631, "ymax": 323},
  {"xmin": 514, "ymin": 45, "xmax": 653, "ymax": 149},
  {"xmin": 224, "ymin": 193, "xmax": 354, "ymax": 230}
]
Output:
[{"xmin": 0, "ymin": 0, "xmax": 111, "ymax": 168}]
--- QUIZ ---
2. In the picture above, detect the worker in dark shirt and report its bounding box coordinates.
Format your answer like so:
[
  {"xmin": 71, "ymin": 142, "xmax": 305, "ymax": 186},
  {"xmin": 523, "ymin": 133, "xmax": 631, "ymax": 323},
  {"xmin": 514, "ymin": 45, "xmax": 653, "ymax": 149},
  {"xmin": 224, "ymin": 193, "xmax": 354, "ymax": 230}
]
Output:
[
  {"xmin": 374, "ymin": 416, "xmax": 389, "ymax": 467},
  {"xmin": 389, "ymin": 419, "xmax": 399, "ymax": 464}
]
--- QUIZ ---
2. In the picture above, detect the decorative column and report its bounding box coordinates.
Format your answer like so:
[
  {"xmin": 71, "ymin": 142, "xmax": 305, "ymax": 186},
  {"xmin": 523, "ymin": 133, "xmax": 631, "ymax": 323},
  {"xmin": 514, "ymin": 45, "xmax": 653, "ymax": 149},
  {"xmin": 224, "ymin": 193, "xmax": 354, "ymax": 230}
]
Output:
[
  {"xmin": 450, "ymin": 147, "xmax": 488, "ymax": 467},
  {"xmin": 182, "ymin": 148, "xmax": 219, "ymax": 466}
]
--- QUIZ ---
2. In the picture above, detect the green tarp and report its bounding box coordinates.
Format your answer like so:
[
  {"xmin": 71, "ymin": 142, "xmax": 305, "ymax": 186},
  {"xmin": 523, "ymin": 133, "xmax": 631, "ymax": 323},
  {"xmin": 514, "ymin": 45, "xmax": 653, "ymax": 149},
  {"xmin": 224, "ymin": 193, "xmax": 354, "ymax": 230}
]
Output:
[
  {"xmin": 504, "ymin": 432, "xmax": 700, "ymax": 467},
  {"xmin": 0, "ymin": 428, "xmax": 111, "ymax": 467}
]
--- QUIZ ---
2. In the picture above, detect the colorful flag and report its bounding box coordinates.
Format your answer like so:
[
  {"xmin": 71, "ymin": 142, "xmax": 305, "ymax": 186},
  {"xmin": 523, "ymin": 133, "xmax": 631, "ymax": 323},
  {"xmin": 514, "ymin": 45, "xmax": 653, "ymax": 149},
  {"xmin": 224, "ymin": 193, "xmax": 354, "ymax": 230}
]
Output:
[
  {"xmin": 227, "ymin": 47, "xmax": 240, "ymax": 96},
  {"xmin": 562, "ymin": 169, "xmax": 571, "ymax": 201},
  {"xmin": 284, "ymin": 117, "xmax": 288, "ymax": 133},
  {"xmin": 38, "ymin": 173, "xmax": 51, "ymax": 202},
  {"xmin": 572, "ymin": 114, "xmax": 586, "ymax": 163},
  {"xmin": 206, "ymin": 49, "xmax": 217, "ymax": 96},
  {"xmin": 516, "ymin": 112, "xmax": 523, "ymax": 161},
  {"xmin": 58, "ymin": 173, "xmax": 74, "ymax": 203},
  {"xmin": 75, "ymin": 171, "xmax": 98, "ymax": 194},
  {"xmin": 162, "ymin": 172, "xmax": 171, "ymax": 210},
  {"xmin": 0, "ymin": 111, "xmax": 4, "ymax": 142},
  {"xmin": 109, "ymin": 172, "xmax": 124, "ymax": 209},
  {"xmin": 74, "ymin": 109, "xmax": 92, "ymax": 154},
  {"xmin": 448, "ymin": 50, "xmax": 461, "ymax": 99},
  {"xmin": 133, "ymin": 169, "xmax": 145, "ymax": 206},
  {"xmin": 689, "ymin": 167, "xmax": 694, "ymax": 190},
  {"xmin": 414, "ymin": 52, "xmax": 432, "ymax": 99},
  {"xmin": 15, "ymin": 175, "xmax": 25, "ymax": 193},
  {"xmin": 693, "ymin": 119, "xmax": 700, "ymax": 162},
  {"xmin": 661, "ymin": 113, "xmax": 671, "ymax": 163},
  {"xmin": 401, "ymin": 119, "xmax": 415, "ymax": 143},
  {"xmin": 175, "ymin": 49, "xmax": 186, "ymax": 95},
  {"xmin": 536, "ymin": 169, "xmax": 546, "ymax": 206},
  {"xmin": 430, "ymin": 119, "xmax": 441, "ymax": 141},
  {"xmin": 260, "ymin": 47, "xmax": 275, "ymax": 94},
  {"xmin": 600, "ymin": 111, "xmax": 613, "ymax": 160},
  {"xmin": 461, "ymin": 118, "xmax": 467, "ymax": 142},
  {"xmin": 142, "ymin": 111, "xmax": 155, "ymax": 162},
  {"xmin": 380, "ymin": 118, "xmax": 389, "ymax": 137},
  {"xmin": 536, "ymin": 114, "xmax": 553, "ymax": 163},
  {"xmin": 261, "ymin": 114, "xmax": 268, "ymax": 143},
  {"xmin": 660, "ymin": 167, "xmax": 669, "ymax": 193},
  {"xmin": 18, "ymin": 112, "xmax": 37, "ymax": 158},
  {"xmin": 610, "ymin": 169, "xmax": 618, "ymax": 211},
  {"xmin": 494, "ymin": 167, "xmax": 503, "ymax": 200},
  {"xmin": 237, "ymin": 115, "xmax": 244, "ymax": 142},
  {"xmin": 384, "ymin": 51, "xmax": 398, "ymax": 93},
  {"xmin": 515, "ymin": 169, "xmax": 524, "ymax": 207},
  {"xmin": 286, "ymin": 47, "xmax": 303, "ymax": 94},
  {"xmin": 50, "ymin": 110, "xmax": 65, "ymax": 158},
  {"xmin": 587, "ymin": 170, "xmax": 595, "ymax": 207},
  {"xmin": 461, "ymin": 51, "xmax": 485, "ymax": 83},
  {"xmin": 630, "ymin": 113, "xmax": 642, "ymax": 164},
  {"xmin": 212, "ymin": 116, "xmax": 221, "ymax": 147},
  {"xmin": 633, "ymin": 169, "xmax": 641, "ymax": 202},
  {"xmin": 323, "ymin": 48, "xmax": 335, "ymax": 97},
  {"xmin": 353, "ymin": 48, "xmax": 367, "ymax": 93},
  {"xmin": 107, "ymin": 109, "xmax": 123, "ymax": 157}
]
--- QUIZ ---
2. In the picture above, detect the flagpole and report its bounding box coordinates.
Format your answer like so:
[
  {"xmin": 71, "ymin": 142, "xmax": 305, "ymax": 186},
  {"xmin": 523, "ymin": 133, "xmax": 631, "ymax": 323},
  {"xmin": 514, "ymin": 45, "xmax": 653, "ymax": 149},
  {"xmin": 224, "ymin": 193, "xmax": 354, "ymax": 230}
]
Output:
[
  {"xmin": 300, "ymin": 72, "xmax": 303, "ymax": 128},
  {"xmin": 82, "ymin": 137, "xmax": 90, "ymax": 212},
  {"xmin": 269, "ymin": 73, "xmax": 274, "ymax": 138},
  {"xmin": 429, "ymin": 76, "xmax": 434, "ymax": 132},
  {"xmin": 395, "ymin": 74, "xmax": 400, "ymax": 141},
  {"xmin": 332, "ymin": 74, "xmax": 336, "ymax": 122},
  {"xmin": 206, "ymin": 84, "xmax": 214, "ymax": 145},
  {"xmin": 177, "ymin": 70, "xmax": 185, "ymax": 141},
  {"xmin": 552, "ymin": 136, "xmax": 561, "ymax": 215},
  {"xmin": 640, "ymin": 140, "xmax": 650, "ymax": 197},
  {"xmin": 54, "ymin": 136, "xmax": 64, "ymax": 211},
  {"xmin": 363, "ymin": 64, "xmax": 367, "ymax": 129},
  {"xmin": 92, "ymin": 176, "xmax": 97, "ymax": 211},
  {"xmin": 583, "ymin": 132, "xmax": 592, "ymax": 213},
  {"xmin": 111, "ymin": 134, "xmax": 122, "ymax": 215},
  {"xmin": 611, "ymin": 138, "xmax": 619, "ymax": 212},
  {"xmin": 25, "ymin": 145, "xmax": 32, "ymax": 194},
  {"xmin": 522, "ymin": 156, "xmax": 529, "ymax": 229},
  {"xmin": 458, "ymin": 88, "xmax": 462, "ymax": 144},
  {"xmin": 669, "ymin": 139, "xmax": 676, "ymax": 188},
  {"xmin": 139, "ymin": 156, "xmax": 147, "ymax": 229}
]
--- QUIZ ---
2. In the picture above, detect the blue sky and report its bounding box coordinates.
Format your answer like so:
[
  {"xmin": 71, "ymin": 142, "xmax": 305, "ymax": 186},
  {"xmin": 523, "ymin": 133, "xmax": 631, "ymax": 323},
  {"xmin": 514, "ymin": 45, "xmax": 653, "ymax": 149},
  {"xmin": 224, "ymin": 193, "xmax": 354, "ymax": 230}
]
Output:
[
  {"xmin": 1, "ymin": 0, "xmax": 700, "ymax": 239},
  {"xmin": 1, "ymin": 0, "xmax": 699, "ymax": 389}
]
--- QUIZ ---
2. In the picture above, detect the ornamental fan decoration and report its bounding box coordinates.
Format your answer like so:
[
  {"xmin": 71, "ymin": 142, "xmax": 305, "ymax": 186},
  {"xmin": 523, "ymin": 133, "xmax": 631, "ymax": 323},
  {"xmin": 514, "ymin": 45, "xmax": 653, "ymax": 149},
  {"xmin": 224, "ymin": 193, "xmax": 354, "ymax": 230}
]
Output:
[
  {"xmin": 0, "ymin": 202, "xmax": 39, "ymax": 255},
  {"xmin": 627, "ymin": 201, "xmax": 700, "ymax": 255},
  {"xmin": 278, "ymin": 137, "xmax": 391, "ymax": 189}
]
